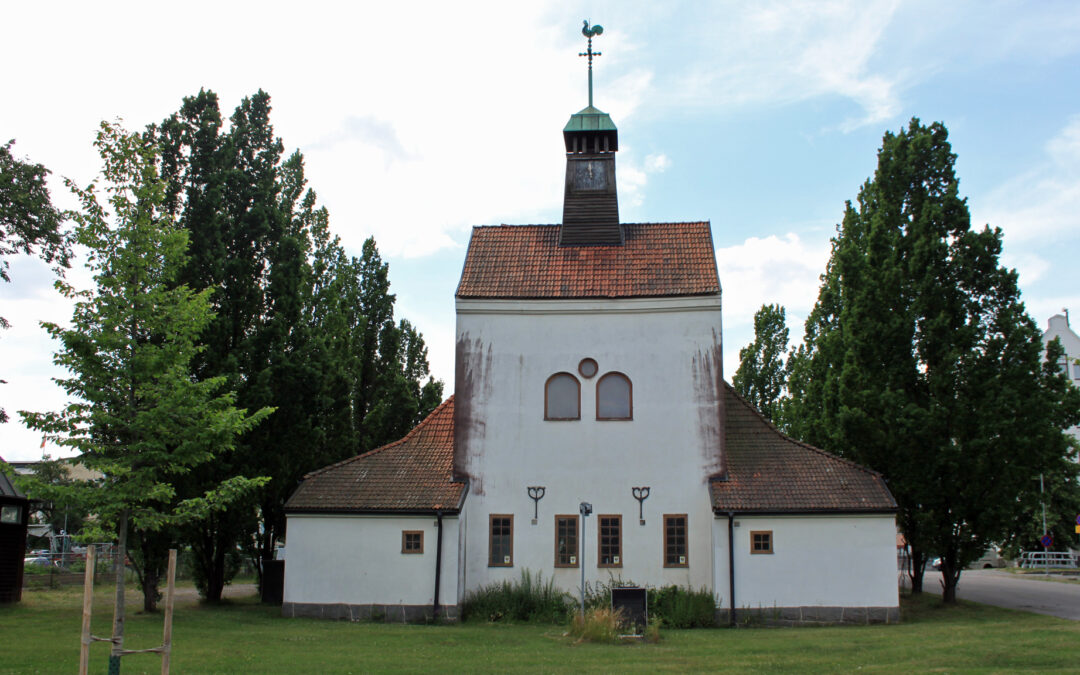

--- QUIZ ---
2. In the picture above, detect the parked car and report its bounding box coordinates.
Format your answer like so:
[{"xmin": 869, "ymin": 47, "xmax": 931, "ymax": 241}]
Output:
[
  {"xmin": 23, "ymin": 555, "xmax": 56, "ymax": 567},
  {"xmin": 970, "ymin": 548, "xmax": 1007, "ymax": 569}
]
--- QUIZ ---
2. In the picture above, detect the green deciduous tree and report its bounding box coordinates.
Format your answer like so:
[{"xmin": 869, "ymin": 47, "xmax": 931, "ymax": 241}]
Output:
[
  {"xmin": 18, "ymin": 122, "xmax": 269, "ymax": 669},
  {"xmin": 733, "ymin": 303, "xmax": 789, "ymax": 423},
  {"xmin": 784, "ymin": 118, "xmax": 1080, "ymax": 602}
]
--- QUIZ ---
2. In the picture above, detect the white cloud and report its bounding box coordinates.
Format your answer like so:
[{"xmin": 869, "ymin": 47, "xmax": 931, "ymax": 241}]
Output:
[
  {"xmin": 715, "ymin": 231, "xmax": 832, "ymax": 376},
  {"xmin": 644, "ymin": 153, "xmax": 671, "ymax": 173},
  {"xmin": 978, "ymin": 116, "xmax": 1080, "ymax": 245},
  {"xmin": 664, "ymin": 0, "xmax": 905, "ymax": 130}
]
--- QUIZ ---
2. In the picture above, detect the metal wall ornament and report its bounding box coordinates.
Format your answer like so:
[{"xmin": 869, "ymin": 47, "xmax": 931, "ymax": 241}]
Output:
[
  {"xmin": 527, "ymin": 486, "xmax": 546, "ymax": 524},
  {"xmin": 632, "ymin": 486, "xmax": 650, "ymax": 525}
]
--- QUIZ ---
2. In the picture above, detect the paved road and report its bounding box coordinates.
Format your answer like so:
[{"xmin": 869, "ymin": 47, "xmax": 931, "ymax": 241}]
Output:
[{"xmin": 926, "ymin": 569, "xmax": 1080, "ymax": 620}]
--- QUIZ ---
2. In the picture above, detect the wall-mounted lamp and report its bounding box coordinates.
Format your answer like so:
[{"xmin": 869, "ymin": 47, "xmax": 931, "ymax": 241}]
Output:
[
  {"xmin": 632, "ymin": 486, "xmax": 651, "ymax": 525},
  {"xmin": 527, "ymin": 486, "xmax": 546, "ymax": 525}
]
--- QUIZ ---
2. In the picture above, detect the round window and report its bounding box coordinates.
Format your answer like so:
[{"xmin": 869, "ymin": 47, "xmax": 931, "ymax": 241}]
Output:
[{"xmin": 578, "ymin": 358, "xmax": 598, "ymax": 378}]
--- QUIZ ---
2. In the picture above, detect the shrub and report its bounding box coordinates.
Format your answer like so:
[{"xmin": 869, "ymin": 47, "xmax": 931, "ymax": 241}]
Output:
[
  {"xmin": 648, "ymin": 585, "xmax": 716, "ymax": 628},
  {"xmin": 461, "ymin": 569, "xmax": 572, "ymax": 623}
]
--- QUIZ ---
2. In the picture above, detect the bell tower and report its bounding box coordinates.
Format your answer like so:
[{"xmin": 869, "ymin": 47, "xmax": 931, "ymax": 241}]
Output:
[{"xmin": 560, "ymin": 21, "xmax": 621, "ymax": 246}]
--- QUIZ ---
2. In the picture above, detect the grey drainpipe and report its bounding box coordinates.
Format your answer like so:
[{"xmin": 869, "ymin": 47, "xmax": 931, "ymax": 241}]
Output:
[
  {"xmin": 433, "ymin": 510, "xmax": 444, "ymax": 620},
  {"xmin": 728, "ymin": 511, "xmax": 736, "ymax": 627}
]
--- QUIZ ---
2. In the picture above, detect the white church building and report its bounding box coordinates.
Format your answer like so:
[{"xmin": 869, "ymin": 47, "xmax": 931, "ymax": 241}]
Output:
[{"xmin": 282, "ymin": 31, "xmax": 899, "ymax": 625}]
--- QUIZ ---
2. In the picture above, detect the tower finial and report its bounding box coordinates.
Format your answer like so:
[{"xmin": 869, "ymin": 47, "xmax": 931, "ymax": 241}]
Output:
[{"xmin": 579, "ymin": 20, "xmax": 604, "ymax": 108}]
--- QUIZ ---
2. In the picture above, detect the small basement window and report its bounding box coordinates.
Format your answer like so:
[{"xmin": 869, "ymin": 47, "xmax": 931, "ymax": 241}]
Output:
[
  {"xmin": 545, "ymin": 372, "xmax": 581, "ymax": 420},
  {"xmin": 750, "ymin": 530, "xmax": 773, "ymax": 554},
  {"xmin": 402, "ymin": 530, "xmax": 424, "ymax": 554}
]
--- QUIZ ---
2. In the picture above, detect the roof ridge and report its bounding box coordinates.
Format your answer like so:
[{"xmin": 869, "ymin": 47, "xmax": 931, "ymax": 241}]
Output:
[
  {"xmin": 722, "ymin": 382, "xmax": 887, "ymax": 481},
  {"xmin": 470, "ymin": 221, "xmax": 711, "ymax": 229},
  {"xmin": 301, "ymin": 396, "xmax": 455, "ymax": 481}
]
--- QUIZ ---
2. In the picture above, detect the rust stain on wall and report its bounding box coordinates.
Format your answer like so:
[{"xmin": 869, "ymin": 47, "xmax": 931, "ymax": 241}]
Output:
[
  {"xmin": 454, "ymin": 333, "xmax": 493, "ymax": 494},
  {"xmin": 691, "ymin": 328, "xmax": 725, "ymax": 481}
]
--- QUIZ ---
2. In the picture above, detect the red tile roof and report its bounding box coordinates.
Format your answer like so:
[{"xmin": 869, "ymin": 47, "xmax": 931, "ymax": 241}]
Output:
[
  {"xmin": 710, "ymin": 385, "xmax": 896, "ymax": 513},
  {"xmin": 455, "ymin": 223, "xmax": 720, "ymax": 299},
  {"xmin": 285, "ymin": 398, "xmax": 466, "ymax": 514},
  {"xmin": 287, "ymin": 387, "xmax": 893, "ymax": 516}
]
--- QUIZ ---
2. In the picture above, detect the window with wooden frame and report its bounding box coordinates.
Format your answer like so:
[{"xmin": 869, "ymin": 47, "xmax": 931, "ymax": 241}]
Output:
[
  {"xmin": 598, "ymin": 515, "xmax": 622, "ymax": 567},
  {"xmin": 401, "ymin": 530, "xmax": 424, "ymax": 554},
  {"xmin": 750, "ymin": 530, "xmax": 773, "ymax": 554},
  {"xmin": 545, "ymin": 372, "xmax": 581, "ymax": 420},
  {"xmin": 489, "ymin": 514, "xmax": 514, "ymax": 566},
  {"xmin": 664, "ymin": 515, "xmax": 688, "ymax": 567},
  {"xmin": 596, "ymin": 372, "xmax": 632, "ymax": 420},
  {"xmin": 555, "ymin": 515, "xmax": 579, "ymax": 567}
]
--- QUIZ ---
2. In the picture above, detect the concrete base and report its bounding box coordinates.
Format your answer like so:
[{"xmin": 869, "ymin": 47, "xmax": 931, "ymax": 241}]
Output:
[
  {"xmin": 715, "ymin": 605, "xmax": 900, "ymax": 627},
  {"xmin": 282, "ymin": 602, "xmax": 459, "ymax": 623}
]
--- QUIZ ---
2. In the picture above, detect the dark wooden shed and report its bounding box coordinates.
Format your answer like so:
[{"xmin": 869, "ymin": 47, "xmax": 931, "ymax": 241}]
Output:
[{"xmin": 0, "ymin": 465, "xmax": 30, "ymax": 603}]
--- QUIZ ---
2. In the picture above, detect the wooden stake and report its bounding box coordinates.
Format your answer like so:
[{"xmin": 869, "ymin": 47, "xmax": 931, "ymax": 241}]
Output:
[
  {"xmin": 79, "ymin": 545, "xmax": 96, "ymax": 675},
  {"xmin": 161, "ymin": 549, "xmax": 176, "ymax": 675}
]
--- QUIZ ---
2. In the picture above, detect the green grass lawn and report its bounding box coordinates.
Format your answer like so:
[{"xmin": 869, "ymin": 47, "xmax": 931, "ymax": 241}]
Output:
[{"xmin": 2, "ymin": 586, "xmax": 1079, "ymax": 674}]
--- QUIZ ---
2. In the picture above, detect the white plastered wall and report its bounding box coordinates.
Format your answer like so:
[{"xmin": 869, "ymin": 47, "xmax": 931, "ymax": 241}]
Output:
[
  {"xmin": 456, "ymin": 296, "xmax": 723, "ymax": 596},
  {"xmin": 284, "ymin": 514, "xmax": 459, "ymax": 607},
  {"xmin": 711, "ymin": 514, "xmax": 898, "ymax": 609}
]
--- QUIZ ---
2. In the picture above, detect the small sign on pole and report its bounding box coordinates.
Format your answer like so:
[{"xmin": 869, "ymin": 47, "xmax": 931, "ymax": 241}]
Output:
[{"xmin": 1040, "ymin": 533, "xmax": 1054, "ymax": 548}]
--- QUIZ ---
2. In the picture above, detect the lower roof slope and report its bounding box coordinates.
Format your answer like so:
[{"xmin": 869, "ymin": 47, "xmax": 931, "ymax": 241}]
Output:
[
  {"xmin": 710, "ymin": 385, "xmax": 897, "ymax": 514},
  {"xmin": 456, "ymin": 223, "xmax": 720, "ymax": 299},
  {"xmin": 285, "ymin": 397, "xmax": 465, "ymax": 514},
  {"xmin": 288, "ymin": 387, "xmax": 894, "ymax": 517}
]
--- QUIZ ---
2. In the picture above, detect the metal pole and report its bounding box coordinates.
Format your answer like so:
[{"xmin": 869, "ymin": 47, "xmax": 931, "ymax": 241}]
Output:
[
  {"xmin": 1041, "ymin": 473, "xmax": 1048, "ymax": 551},
  {"xmin": 579, "ymin": 514, "xmax": 586, "ymax": 616}
]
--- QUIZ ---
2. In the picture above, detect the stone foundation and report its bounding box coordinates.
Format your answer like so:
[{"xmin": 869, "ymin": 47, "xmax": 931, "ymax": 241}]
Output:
[
  {"xmin": 282, "ymin": 602, "xmax": 460, "ymax": 623},
  {"xmin": 715, "ymin": 605, "xmax": 900, "ymax": 627}
]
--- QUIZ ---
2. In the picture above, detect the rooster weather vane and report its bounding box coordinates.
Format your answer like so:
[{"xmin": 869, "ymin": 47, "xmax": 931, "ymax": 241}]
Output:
[{"xmin": 580, "ymin": 20, "xmax": 604, "ymax": 108}]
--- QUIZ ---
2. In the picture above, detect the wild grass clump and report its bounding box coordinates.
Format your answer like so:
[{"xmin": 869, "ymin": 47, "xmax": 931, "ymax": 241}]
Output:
[
  {"xmin": 569, "ymin": 606, "xmax": 623, "ymax": 643},
  {"xmin": 461, "ymin": 570, "xmax": 572, "ymax": 623}
]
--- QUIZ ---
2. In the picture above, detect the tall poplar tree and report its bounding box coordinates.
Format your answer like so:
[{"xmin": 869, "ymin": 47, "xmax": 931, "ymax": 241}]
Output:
[
  {"xmin": 152, "ymin": 90, "xmax": 443, "ymax": 596},
  {"xmin": 785, "ymin": 119, "xmax": 1080, "ymax": 602},
  {"xmin": 18, "ymin": 123, "xmax": 268, "ymax": 668},
  {"xmin": 733, "ymin": 303, "xmax": 789, "ymax": 423}
]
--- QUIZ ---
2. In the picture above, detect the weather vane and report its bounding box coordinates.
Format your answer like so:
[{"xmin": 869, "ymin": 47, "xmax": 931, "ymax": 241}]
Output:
[{"xmin": 580, "ymin": 20, "xmax": 604, "ymax": 108}]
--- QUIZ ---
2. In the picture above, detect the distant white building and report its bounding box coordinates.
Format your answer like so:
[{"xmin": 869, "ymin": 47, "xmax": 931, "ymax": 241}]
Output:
[
  {"xmin": 1043, "ymin": 313, "xmax": 1080, "ymax": 447},
  {"xmin": 281, "ymin": 31, "xmax": 899, "ymax": 626}
]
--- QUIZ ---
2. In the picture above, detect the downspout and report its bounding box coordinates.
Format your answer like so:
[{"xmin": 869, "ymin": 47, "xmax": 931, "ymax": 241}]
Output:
[
  {"xmin": 728, "ymin": 511, "xmax": 736, "ymax": 627},
  {"xmin": 433, "ymin": 510, "xmax": 444, "ymax": 620}
]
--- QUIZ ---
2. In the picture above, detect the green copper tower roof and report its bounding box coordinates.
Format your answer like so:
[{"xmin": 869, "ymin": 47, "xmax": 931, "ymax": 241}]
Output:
[{"xmin": 564, "ymin": 105, "xmax": 617, "ymax": 133}]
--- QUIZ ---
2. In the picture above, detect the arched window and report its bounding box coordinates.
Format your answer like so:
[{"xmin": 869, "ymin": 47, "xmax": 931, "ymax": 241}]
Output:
[
  {"xmin": 545, "ymin": 372, "xmax": 580, "ymax": 420},
  {"xmin": 596, "ymin": 372, "xmax": 632, "ymax": 420}
]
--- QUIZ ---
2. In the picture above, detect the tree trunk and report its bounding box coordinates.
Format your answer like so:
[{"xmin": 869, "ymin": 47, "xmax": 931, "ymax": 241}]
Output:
[
  {"xmin": 109, "ymin": 509, "xmax": 128, "ymax": 675},
  {"xmin": 940, "ymin": 559, "xmax": 962, "ymax": 604},
  {"xmin": 908, "ymin": 548, "xmax": 927, "ymax": 593},
  {"xmin": 142, "ymin": 566, "xmax": 160, "ymax": 613}
]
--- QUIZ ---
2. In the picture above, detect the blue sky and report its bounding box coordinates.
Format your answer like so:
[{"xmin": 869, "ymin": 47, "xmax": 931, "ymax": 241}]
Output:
[{"xmin": 2, "ymin": 1, "xmax": 1079, "ymax": 461}]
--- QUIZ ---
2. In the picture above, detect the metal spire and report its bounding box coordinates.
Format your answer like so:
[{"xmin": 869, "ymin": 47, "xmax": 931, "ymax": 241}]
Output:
[{"xmin": 579, "ymin": 20, "xmax": 604, "ymax": 108}]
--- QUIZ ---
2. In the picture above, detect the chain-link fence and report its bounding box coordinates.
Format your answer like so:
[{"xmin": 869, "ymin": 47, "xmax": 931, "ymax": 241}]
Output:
[{"xmin": 21, "ymin": 543, "xmax": 132, "ymax": 589}]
